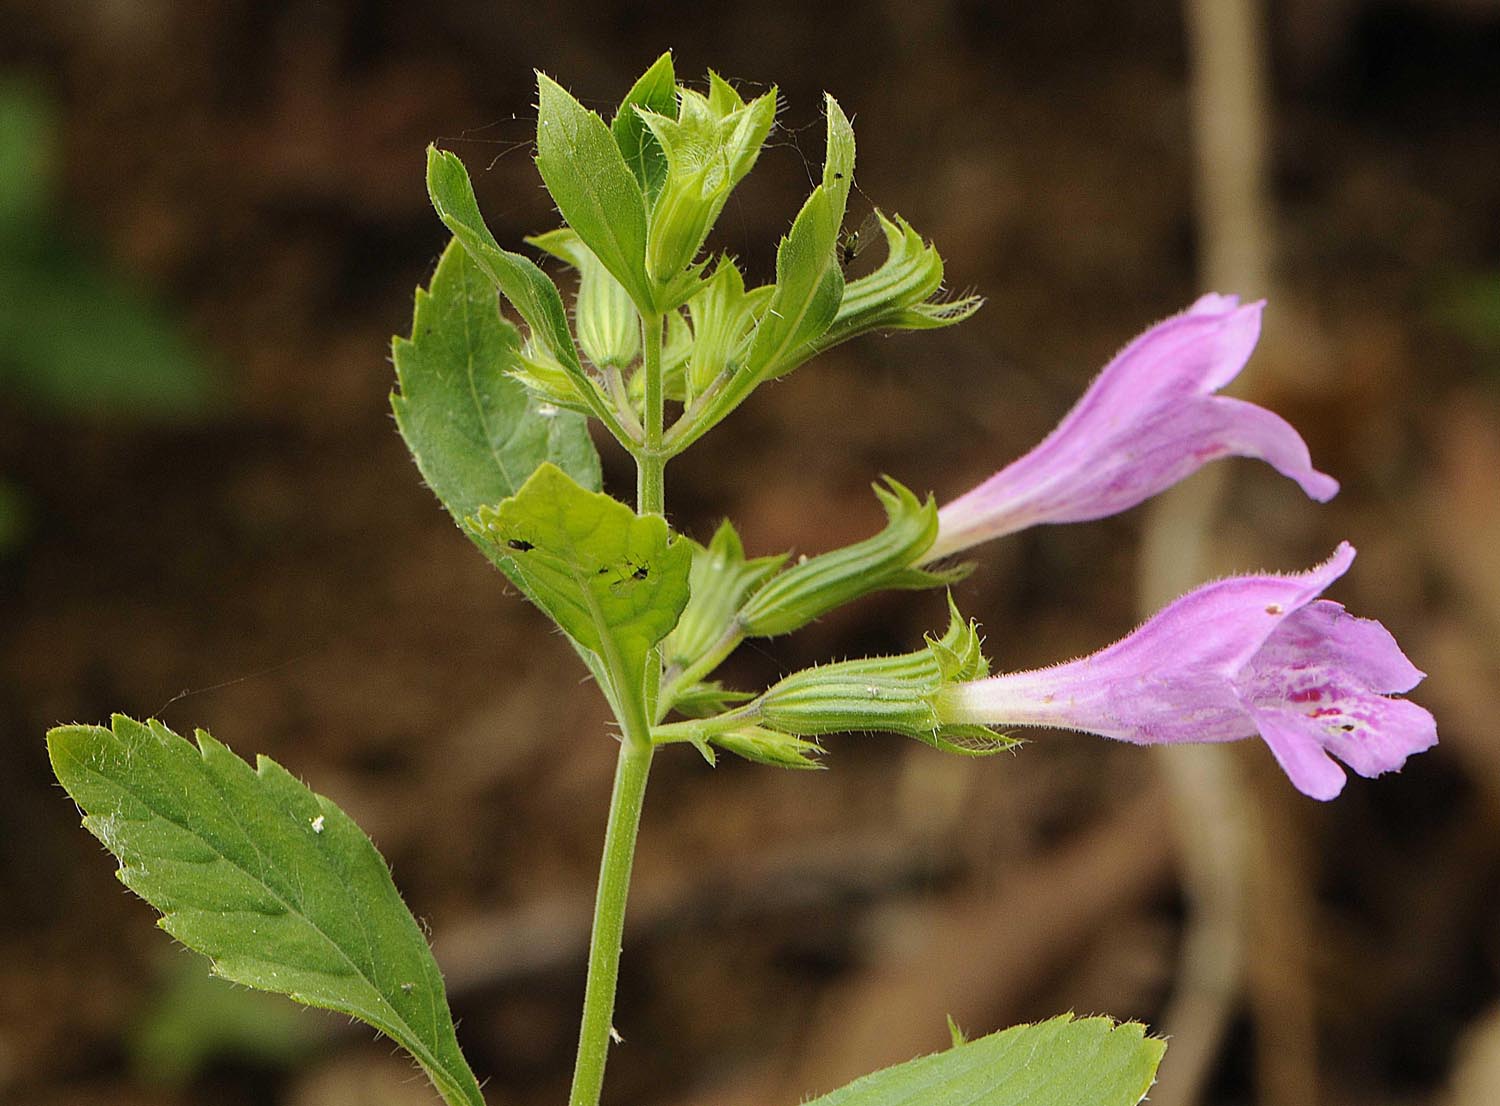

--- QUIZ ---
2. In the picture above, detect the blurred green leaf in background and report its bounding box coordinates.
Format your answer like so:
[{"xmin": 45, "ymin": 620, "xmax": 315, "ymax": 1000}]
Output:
[
  {"xmin": 0, "ymin": 80, "xmax": 214, "ymax": 552},
  {"xmin": 128, "ymin": 958, "xmax": 321, "ymax": 1087},
  {"xmin": 0, "ymin": 80, "xmax": 212, "ymax": 416}
]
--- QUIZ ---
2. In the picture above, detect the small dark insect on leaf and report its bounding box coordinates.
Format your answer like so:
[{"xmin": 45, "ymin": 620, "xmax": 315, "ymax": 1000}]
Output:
[
  {"xmin": 507, "ymin": 539, "xmax": 534, "ymax": 552},
  {"xmin": 632, "ymin": 564, "xmax": 649, "ymax": 580},
  {"xmin": 838, "ymin": 210, "xmax": 880, "ymax": 268}
]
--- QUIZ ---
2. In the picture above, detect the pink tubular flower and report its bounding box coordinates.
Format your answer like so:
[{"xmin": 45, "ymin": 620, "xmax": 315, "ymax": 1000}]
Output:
[
  {"xmin": 934, "ymin": 543, "xmax": 1437, "ymax": 800},
  {"xmin": 924, "ymin": 295, "xmax": 1340, "ymax": 561}
]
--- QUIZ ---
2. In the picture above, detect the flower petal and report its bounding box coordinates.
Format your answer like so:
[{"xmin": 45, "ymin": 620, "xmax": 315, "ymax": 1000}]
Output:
[
  {"xmin": 927, "ymin": 298, "xmax": 1335, "ymax": 558},
  {"xmin": 1253, "ymin": 711, "xmax": 1350, "ymax": 800},
  {"xmin": 1202, "ymin": 396, "xmax": 1339, "ymax": 501},
  {"xmin": 1086, "ymin": 542, "xmax": 1356, "ymax": 680},
  {"xmin": 1186, "ymin": 292, "xmax": 1242, "ymax": 317},
  {"xmin": 1320, "ymin": 697, "xmax": 1438, "ymax": 778},
  {"xmin": 1235, "ymin": 598, "xmax": 1437, "ymax": 785},
  {"xmin": 1254, "ymin": 600, "xmax": 1425, "ymax": 693},
  {"xmin": 938, "ymin": 544, "xmax": 1357, "ymax": 746}
]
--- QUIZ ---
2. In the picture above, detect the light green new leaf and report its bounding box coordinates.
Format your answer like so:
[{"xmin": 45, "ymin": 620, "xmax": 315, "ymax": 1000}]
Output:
[
  {"xmin": 667, "ymin": 96, "xmax": 852, "ymax": 455},
  {"xmin": 472, "ymin": 463, "xmax": 691, "ymax": 724},
  {"xmin": 393, "ymin": 238, "xmax": 602, "ymax": 569},
  {"xmin": 536, "ymin": 73, "xmax": 653, "ymax": 312},
  {"xmin": 426, "ymin": 145, "xmax": 583, "ymax": 377},
  {"xmin": 802, "ymin": 1015, "xmax": 1163, "ymax": 1106},
  {"xmin": 47, "ymin": 716, "xmax": 485, "ymax": 1106},
  {"xmin": 611, "ymin": 51, "xmax": 677, "ymax": 200}
]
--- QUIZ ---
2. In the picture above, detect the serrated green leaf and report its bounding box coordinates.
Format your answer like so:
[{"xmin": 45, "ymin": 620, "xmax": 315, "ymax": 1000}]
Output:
[
  {"xmin": 393, "ymin": 238, "xmax": 602, "ymax": 574},
  {"xmin": 536, "ymin": 73, "xmax": 652, "ymax": 312},
  {"xmin": 802, "ymin": 1015, "xmax": 1164, "ymax": 1106},
  {"xmin": 425, "ymin": 146, "xmax": 583, "ymax": 377},
  {"xmin": 612, "ymin": 52, "xmax": 676, "ymax": 200},
  {"xmin": 472, "ymin": 463, "xmax": 691, "ymax": 726},
  {"xmin": 47, "ymin": 716, "xmax": 485, "ymax": 1106}
]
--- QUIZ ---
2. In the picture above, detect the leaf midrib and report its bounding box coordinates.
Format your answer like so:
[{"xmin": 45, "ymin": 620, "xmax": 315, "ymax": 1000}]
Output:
[
  {"xmin": 56, "ymin": 736, "xmax": 465, "ymax": 1095},
  {"xmin": 456, "ymin": 256, "xmax": 521, "ymax": 494}
]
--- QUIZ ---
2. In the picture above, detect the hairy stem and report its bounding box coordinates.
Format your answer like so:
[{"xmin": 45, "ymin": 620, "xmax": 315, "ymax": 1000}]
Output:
[
  {"xmin": 637, "ymin": 313, "xmax": 666, "ymax": 520},
  {"xmin": 568, "ymin": 309, "xmax": 668, "ymax": 1106},
  {"xmin": 567, "ymin": 737, "xmax": 653, "ymax": 1106}
]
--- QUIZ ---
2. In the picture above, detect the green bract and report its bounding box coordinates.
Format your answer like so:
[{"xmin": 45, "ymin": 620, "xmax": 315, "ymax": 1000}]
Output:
[
  {"xmin": 426, "ymin": 147, "xmax": 581, "ymax": 378},
  {"xmin": 535, "ymin": 73, "xmax": 655, "ymax": 313},
  {"xmin": 47, "ymin": 717, "xmax": 484, "ymax": 1106},
  {"xmin": 471, "ymin": 462, "xmax": 691, "ymax": 734},
  {"xmin": 610, "ymin": 52, "xmax": 677, "ymax": 199}
]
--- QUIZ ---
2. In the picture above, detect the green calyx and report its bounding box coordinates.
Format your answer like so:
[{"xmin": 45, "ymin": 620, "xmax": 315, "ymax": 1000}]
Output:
[
  {"xmin": 664, "ymin": 519, "xmax": 786, "ymax": 675},
  {"xmin": 683, "ymin": 257, "xmax": 774, "ymax": 406},
  {"xmin": 737, "ymin": 478, "xmax": 969, "ymax": 638},
  {"xmin": 655, "ymin": 596, "xmax": 1012, "ymax": 765},
  {"xmin": 528, "ymin": 228, "xmax": 640, "ymax": 370},
  {"xmin": 814, "ymin": 211, "xmax": 985, "ymax": 353}
]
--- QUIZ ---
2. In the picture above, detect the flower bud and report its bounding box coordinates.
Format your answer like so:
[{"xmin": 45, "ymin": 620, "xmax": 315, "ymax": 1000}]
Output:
[{"xmin": 528, "ymin": 229, "xmax": 639, "ymax": 369}]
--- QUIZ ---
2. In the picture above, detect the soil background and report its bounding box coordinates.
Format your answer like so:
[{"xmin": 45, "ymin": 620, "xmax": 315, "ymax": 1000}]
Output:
[{"xmin": 3, "ymin": 2, "xmax": 1500, "ymax": 1105}]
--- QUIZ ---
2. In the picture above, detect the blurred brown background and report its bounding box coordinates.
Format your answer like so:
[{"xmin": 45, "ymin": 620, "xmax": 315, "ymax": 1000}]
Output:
[{"xmin": 2, "ymin": 2, "xmax": 1499, "ymax": 1104}]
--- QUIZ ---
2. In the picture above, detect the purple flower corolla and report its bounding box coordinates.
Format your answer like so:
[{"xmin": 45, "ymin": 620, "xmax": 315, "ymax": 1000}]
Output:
[
  {"xmin": 935, "ymin": 543, "xmax": 1437, "ymax": 800},
  {"xmin": 924, "ymin": 295, "xmax": 1340, "ymax": 561}
]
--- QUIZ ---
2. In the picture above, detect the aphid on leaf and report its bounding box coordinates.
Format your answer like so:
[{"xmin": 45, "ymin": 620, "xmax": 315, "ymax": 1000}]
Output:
[
  {"xmin": 838, "ymin": 211, "xmax": 880, "ymax": 269},
  {"xmin": 603, "ymin": 558, "xmax": 650, "ymax": 594},
  {"xmin": 507, "ymin": 538, "xmax": 534, "ymax": 553}
]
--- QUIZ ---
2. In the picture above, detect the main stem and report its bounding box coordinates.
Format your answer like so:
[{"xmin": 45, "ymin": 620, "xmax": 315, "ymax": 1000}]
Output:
[
  {"xmin": 567, "ymin": 310, "xmax": 667, "ymax": 1106},
  {"xmin": 636, "ymin": 312, "xmax": 666, "ymax": 521},
  {"xmin": 567, "ymin": 737, "xmax": 652, "ymax": 1106}
]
